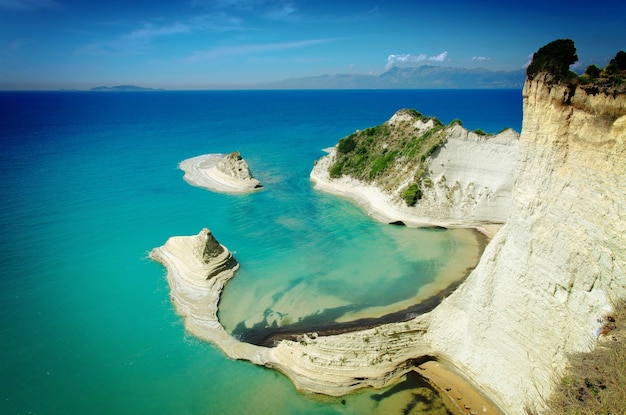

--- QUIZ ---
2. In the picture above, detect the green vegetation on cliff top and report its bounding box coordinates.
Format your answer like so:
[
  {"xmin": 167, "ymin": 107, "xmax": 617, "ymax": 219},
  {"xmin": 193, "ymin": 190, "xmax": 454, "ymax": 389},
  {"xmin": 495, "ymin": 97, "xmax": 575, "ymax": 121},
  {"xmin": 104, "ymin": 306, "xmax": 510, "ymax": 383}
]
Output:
[
  {"xmin": 329, "ymin": 109, "xmax": 482, "ymax": 206},
  {"xmin": 527, "ymin": 39, "xmax": 625, "ymax": 94}
]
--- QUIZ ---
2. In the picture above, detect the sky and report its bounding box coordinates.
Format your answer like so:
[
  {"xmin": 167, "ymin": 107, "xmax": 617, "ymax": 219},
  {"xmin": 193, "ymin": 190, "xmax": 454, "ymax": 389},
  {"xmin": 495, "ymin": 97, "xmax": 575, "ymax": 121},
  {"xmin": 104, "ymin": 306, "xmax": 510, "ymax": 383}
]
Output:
[{"xmin": 1, "ymin": 0, "xmax": 625, "ymax": 89}]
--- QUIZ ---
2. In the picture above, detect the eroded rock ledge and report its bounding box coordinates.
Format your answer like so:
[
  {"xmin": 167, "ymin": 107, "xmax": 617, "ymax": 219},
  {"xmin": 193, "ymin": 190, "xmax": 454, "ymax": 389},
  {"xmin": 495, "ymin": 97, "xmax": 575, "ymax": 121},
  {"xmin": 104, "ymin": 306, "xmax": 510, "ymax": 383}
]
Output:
[
  {"xmin": 149, "ymin": 228, "xmax": 268, "ymax": 363},
  {"xmin": 179, "ymin": 151, "xmax": 263, "ymax": 193}
]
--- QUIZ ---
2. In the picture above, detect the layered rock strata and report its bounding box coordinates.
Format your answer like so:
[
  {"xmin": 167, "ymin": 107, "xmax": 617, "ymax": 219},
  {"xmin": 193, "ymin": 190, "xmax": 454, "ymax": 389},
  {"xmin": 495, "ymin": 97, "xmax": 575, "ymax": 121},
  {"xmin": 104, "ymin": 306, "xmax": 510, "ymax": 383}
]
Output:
[
  {"xmin": 311, "ymin": 114, "xmax": 519, "ymax": 232},
  {"xmin": 151, "ymin": 228, "xmax": 499, "ymax": 413},
  {"xmin": 149, "ymin": 228, "xmax": 269, "ymax": 363},
  {"xmin": 425, "ymin": 75, "xmax": 626, "ymax": 413},
  {"xmin": 179, "ymin": 151, "xmax": 262, "ymax": 193}
]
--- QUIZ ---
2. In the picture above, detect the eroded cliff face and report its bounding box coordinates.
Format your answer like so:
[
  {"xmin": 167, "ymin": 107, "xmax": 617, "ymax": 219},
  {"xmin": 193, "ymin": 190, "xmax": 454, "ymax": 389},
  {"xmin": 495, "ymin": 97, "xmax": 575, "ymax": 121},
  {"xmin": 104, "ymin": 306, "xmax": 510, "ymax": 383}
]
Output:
[
  {"xmin": 426, "ymin": 75, "xmax": 626, "ymax": 413},
  {"xmin": 416, "ymin": 125, "xmax": 518, "ymax": 225}
]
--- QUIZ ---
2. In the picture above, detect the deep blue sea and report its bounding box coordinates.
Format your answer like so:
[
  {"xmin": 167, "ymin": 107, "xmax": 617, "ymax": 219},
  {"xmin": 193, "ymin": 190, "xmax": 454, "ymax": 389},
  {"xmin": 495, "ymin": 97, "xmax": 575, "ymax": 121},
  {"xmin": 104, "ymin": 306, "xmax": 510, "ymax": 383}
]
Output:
[{"xmin": 0, "ymin": 89, "xmax": 521, "ymax": 415}]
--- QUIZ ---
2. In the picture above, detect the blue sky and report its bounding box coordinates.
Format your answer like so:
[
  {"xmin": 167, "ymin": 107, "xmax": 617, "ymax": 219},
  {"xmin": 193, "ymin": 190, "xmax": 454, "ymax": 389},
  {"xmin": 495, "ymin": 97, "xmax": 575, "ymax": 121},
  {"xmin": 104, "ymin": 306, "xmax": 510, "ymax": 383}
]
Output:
[{"xmin": 1, "ymin": 0, "xmax": 625, "ymax": 89}]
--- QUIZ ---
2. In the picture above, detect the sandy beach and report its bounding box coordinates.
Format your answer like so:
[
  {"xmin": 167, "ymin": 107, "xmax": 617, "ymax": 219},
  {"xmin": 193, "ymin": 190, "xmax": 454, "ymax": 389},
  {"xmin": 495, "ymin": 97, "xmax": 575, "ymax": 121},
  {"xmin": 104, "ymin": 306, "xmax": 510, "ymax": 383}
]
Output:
[
  {"xmin": 418, "ymin": 361, "xmax": 501, "ymax": 415},
  {"xmin": 179, "ymin": 153, "xmax": 262, "ymax": 193}
]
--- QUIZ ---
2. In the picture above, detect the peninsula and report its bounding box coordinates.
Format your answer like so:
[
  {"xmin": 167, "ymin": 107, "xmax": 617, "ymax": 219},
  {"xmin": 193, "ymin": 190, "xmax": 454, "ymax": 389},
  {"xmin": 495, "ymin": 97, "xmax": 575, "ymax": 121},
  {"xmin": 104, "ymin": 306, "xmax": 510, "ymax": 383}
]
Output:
[
  {"xmin": 310, "ymin": 109, "xmax": 519, "ymax": 238},
  {"xmin": 179, "ymin": 151, "xmax": 263, "ymax": 193},
  {"xmin": 151, "ymin": 40, "xmax": 626, "ymax": 414}
]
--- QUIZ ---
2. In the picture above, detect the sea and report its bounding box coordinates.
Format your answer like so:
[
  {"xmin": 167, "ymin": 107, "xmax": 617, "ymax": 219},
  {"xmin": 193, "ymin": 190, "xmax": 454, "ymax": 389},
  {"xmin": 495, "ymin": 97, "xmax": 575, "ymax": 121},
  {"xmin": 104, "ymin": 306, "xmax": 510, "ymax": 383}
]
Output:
[{"xmin": 0, "ymin": 89, "xmax": 522, "ymax": 415}]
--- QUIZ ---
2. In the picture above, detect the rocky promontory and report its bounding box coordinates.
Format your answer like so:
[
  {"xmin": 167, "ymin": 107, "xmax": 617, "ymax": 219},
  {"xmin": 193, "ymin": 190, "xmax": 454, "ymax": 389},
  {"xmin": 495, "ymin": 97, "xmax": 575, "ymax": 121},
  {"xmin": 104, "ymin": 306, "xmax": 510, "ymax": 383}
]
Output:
[
  {"xmin": 311, "ymin": 109, "xmax": 519, "ymax": 235},
  {"xmin": 149, "ymin": 228, "xmax": 270, "ymax": 363},
  {"xmin": 179, "ymin": 151, "xmax": 263, "ymax": 193}
]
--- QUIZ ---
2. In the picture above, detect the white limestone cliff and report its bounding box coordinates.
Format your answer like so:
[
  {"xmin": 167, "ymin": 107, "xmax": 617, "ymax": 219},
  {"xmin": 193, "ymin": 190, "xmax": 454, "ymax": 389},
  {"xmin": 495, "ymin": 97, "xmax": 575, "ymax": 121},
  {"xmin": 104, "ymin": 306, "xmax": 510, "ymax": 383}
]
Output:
[{"xmin": 424, "ymin": 75, "xmax": 626, "ymax": 413}]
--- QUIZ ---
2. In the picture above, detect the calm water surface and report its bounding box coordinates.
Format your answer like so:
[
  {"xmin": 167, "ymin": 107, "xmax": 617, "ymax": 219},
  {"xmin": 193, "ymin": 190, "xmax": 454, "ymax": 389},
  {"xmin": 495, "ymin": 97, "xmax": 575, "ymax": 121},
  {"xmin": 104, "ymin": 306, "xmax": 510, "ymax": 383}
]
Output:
[{"xmin": 0, "ymin": 89, "xmax": 521, "ymax": 414}]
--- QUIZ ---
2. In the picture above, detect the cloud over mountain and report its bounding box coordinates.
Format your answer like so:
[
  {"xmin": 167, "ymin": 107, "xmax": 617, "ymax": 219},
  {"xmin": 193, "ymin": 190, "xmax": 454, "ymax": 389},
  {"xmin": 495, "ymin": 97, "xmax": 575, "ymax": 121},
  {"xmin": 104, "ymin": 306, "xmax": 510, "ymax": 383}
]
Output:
[{"xmin": 385, "ymin": 52, "xmax": 449, "ymax": 70}]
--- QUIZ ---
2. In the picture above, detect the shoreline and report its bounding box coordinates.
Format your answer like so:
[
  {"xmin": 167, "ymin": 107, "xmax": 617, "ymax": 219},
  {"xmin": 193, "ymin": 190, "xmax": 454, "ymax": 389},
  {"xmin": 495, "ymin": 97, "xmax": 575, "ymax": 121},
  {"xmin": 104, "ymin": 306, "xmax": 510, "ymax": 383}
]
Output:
[
  {"xmin": 239, "ymin": 272, "xmax": 468, "ymax": 347},
  {"xmin": 309, "ymin": 149, "xmax": 506, "ymax": 240},
  {"xmin": 418, "ymin": 361, "xmax": 501, "ymax": 415}
]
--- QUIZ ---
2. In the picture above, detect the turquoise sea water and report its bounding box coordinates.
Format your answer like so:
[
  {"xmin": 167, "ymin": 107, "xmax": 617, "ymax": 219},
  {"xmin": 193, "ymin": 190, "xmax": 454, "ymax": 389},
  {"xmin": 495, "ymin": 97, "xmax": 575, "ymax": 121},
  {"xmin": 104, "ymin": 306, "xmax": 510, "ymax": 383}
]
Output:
[{"xmin": 0, "ymin": 90, "xmax": 521, "ymax": 414}]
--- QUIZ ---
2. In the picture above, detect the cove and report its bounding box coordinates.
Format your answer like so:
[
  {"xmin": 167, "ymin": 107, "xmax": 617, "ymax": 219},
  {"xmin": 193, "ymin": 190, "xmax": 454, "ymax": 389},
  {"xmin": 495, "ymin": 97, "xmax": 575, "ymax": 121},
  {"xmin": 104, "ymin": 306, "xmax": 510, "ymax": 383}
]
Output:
[{"xmin": 217, "ymin": 188, "xmax": 487, "ymax": 345}]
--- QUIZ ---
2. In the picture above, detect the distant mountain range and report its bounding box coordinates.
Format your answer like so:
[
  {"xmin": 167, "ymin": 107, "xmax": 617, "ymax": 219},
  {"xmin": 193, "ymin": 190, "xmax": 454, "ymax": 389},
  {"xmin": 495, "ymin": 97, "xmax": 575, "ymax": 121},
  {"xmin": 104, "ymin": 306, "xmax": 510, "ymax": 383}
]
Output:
[
  {"xmin": 84, "ymin": 66, "xmax": 525, "ymax": 91},
  {"xmin": 91, "ymin": 85, "xmax": 164, "ymax": 91},
  {"xmin": 260, "ymin": 65, "xmax": 526, "ymax": 89}
]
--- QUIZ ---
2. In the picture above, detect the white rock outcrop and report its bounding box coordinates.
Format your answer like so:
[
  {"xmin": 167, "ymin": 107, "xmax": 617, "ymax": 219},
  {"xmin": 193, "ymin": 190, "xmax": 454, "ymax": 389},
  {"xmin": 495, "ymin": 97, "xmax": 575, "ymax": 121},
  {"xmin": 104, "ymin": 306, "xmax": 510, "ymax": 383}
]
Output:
[
  {"xmin": 179, "ymin": 151, "xmax": 262, "ymax": 193},
  {"xmin": 149, "ymin": 228, "xmax": 269, "ymax": 363}
]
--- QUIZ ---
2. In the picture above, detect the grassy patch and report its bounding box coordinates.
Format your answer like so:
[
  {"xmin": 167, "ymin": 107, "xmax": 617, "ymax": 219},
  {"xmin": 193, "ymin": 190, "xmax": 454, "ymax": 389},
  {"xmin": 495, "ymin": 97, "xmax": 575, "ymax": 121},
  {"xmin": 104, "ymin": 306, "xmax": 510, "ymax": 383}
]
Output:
[
  {"xmin": 326, "ymin": 108, "xmax": 453, "ymax": 206},
  {"xmin": 401, "ymin": 183, "xmax": 422, "ymax": 206},
  {"xmin": 544, "ymin": 299, "xmax": 626, "ymax": 415}
]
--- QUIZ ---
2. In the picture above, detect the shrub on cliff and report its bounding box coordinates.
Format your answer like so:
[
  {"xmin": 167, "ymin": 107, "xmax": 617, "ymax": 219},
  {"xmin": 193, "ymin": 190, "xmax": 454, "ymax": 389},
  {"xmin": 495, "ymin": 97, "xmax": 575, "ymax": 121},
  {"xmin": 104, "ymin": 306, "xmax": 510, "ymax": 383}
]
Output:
[
  {"xmin": 337, "ymin": 135, "xmax": 357, "ymax": 154},
  {"xmin": 401, "ymin": 183, "xmax": 422, "ymax": 206},
  {"xmin": 585, "ymin": 64, "xmax": 601, "ymax": 79},
  {"xmin": 526, "ymin": 39, "xmax": 578, "ymax": 82}
]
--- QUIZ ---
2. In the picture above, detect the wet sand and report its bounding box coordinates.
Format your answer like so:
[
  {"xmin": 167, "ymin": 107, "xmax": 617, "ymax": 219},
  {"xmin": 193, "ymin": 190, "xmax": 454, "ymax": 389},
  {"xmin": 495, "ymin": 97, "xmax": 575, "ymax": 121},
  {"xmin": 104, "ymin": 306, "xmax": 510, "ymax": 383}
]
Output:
[{"xmin": 418, "ymin": 361, "xmax": 502, "ymax": 415}]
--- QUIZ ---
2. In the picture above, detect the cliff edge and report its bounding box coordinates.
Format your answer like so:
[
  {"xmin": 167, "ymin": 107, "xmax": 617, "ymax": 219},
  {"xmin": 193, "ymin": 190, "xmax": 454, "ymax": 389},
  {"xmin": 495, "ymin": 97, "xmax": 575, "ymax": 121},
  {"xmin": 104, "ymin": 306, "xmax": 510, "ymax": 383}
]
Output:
[
  {"xmin": 153, "ymin": 42, "xmax": 626, "ymax": 415},
  {"xmin": 307, "ymin": 48, "xmax": 625, "ymax": 411}
]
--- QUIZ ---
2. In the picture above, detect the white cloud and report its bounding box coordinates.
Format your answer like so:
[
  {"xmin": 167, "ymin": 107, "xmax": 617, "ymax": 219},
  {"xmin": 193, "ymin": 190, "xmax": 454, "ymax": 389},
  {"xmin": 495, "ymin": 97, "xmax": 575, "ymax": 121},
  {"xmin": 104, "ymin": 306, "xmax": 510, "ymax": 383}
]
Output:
[
  {"xmin": 0, "ymin": 0, "xmax": 60, "ymax": 11},
  {"xmin": 76, "ymin": 13, "xmax": 249, "ymax": 56},
  {"xmin": 190, "ymin": 0, "xmax": 299, "ymax": 21},
  {"xmin": 124, "ymin": 22, "xmax": 191, "ymax": 40},
  {"xmin": 385, "ymin": 51, "xmax": 448, "ymax": 70},
  {"xmin": 186, "ymin": 38, "xmax": 335, "ymax": 63},
  {"xmin": 472, "ymin": 56, "xmax": 494, "ymax": 62},
  {"xmin": 263, "ymin": 3, "xmax": 299, "ymax": 21},
  {"xmin": 523, "ymin": 54, "xmax": 533, "ymax": 69}
]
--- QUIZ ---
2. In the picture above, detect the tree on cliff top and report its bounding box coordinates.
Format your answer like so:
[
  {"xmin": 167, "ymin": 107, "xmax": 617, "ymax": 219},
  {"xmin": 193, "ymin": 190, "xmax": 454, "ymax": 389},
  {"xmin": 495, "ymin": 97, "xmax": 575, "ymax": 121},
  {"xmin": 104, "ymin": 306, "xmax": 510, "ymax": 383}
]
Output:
[
  {"xmin": 526, "ymin": 39, "xmax": 578, "ymax": 81},
  {"xmin": 606, "ymin": 50, "xmax": 626, "ymax": 74}
]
